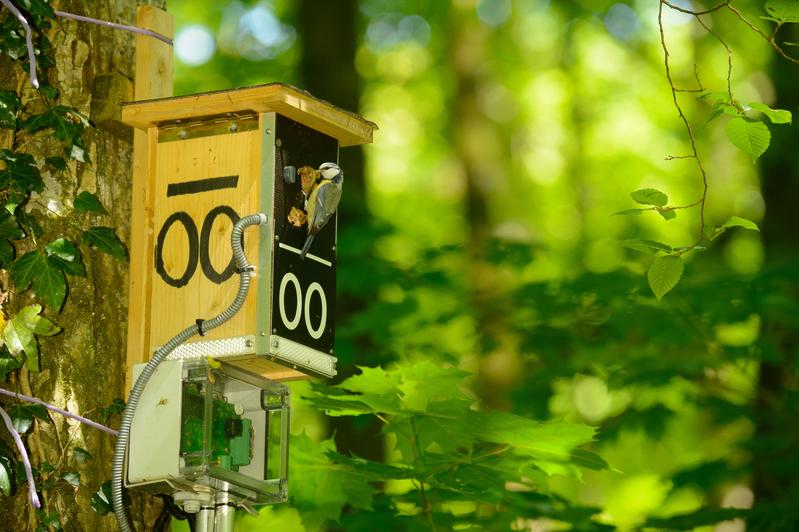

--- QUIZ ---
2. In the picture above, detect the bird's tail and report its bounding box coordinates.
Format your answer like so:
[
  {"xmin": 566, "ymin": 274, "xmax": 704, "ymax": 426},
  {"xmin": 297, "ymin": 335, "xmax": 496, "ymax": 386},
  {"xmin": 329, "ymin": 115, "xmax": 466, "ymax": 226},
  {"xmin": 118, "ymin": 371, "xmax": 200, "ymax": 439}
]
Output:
[{"xmin": 300, "ymin": 234, "xmax": 315, "ymax": 259}]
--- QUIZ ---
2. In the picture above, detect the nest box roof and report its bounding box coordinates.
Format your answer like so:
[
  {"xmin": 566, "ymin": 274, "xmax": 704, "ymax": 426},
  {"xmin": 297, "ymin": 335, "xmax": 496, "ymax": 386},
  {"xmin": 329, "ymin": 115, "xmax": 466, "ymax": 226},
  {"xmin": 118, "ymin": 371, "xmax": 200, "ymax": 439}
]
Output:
[{"xmin": 121, "ymin": 82, "xmax": 377, "ymax": 147}]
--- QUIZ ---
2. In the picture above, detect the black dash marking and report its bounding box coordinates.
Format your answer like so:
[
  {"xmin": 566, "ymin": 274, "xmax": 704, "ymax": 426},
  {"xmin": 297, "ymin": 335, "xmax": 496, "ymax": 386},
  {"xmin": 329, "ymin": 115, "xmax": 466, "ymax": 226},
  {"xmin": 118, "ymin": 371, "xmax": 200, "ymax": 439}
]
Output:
[{"xmin": 167, "ymin": 175, "xmax": 239, "ymax": 197}]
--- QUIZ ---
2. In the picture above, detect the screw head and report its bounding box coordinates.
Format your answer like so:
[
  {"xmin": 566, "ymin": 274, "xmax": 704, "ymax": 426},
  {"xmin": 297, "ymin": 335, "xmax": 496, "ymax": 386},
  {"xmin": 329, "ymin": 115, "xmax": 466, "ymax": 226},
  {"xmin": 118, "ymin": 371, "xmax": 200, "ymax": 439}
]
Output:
[
  {"xmin": 245, "ymin": 339, "xmax": 253, "ymax": 348},
  {"xmin": 272, "ymin": 339, "xmax": 279, "ymax": 349},
  {"xmin": 276, "ymin": 138, "xmax": 282, "ymax": 147}
]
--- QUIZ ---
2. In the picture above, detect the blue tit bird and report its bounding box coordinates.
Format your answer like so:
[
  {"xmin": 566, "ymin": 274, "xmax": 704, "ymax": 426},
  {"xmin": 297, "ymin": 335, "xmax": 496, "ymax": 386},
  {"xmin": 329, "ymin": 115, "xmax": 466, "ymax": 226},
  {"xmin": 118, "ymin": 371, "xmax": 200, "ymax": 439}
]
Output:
[{"xmin": 301, "ymin": 162, "xmax": 343, "ymax": 259}]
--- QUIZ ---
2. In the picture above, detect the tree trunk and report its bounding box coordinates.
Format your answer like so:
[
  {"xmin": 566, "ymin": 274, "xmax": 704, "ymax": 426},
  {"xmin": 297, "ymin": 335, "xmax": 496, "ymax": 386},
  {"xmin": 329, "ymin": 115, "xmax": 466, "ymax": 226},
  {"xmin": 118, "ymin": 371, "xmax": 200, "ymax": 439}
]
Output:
[
  {"xmin": 752, "ymin": 24, "xmax": 799, "ymax": 519},
  {"xmin": 297, "ymin": 0, "xmax": 386, "ymax": 464},
  {"xmin": 447, "ymin": 4, "xmax": 521, "ymax": 408},
  {"xmin": 0, "ymin": 1, "xmax": 164, "ymax": 530}
]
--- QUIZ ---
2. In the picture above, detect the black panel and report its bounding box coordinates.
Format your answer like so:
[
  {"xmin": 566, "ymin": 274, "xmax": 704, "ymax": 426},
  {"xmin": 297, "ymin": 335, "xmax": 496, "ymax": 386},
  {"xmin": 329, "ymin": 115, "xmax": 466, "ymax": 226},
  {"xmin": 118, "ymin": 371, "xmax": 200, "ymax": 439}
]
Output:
[{"xmin": 271, "ymin": 115, "xmax": 338, "ymax": 353}]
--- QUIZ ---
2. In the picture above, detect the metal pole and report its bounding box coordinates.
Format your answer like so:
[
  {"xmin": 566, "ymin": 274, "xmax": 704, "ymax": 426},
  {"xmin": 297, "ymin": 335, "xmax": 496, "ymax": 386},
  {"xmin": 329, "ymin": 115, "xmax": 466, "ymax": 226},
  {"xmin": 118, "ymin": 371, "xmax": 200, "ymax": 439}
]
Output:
[
  {"xmin": 195, "ymin": 506, "xmax": 215, "ymax": 532},
  {"xmin": 214, "ymin": 492, "xmax": 236, "ymax": 532}
]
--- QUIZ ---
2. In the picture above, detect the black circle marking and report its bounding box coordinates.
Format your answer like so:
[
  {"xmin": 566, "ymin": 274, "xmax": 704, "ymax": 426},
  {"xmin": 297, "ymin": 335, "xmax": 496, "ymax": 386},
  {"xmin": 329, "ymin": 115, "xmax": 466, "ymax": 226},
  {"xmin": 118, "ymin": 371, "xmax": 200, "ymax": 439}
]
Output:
[
  {"xmin": 200, "ymin": 205, "xmax": 240, "ymax": 284},
  {"xmin": 155, "ymin": 211, "xmax": 198, "ymax": 288}
]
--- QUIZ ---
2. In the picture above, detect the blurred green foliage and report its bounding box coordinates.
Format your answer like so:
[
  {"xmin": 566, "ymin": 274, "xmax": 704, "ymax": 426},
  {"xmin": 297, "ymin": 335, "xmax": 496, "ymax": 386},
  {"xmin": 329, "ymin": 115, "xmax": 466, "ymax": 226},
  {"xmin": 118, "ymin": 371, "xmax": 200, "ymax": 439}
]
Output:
[{"xmin": 168, "ymin": 1, "xmax": 799, "ymax": 530}]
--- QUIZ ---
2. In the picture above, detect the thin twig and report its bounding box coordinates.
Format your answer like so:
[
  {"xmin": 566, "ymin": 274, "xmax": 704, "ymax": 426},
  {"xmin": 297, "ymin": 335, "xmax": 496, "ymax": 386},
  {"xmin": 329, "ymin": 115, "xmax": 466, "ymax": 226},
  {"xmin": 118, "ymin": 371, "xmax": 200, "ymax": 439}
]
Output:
[
  {"xmin": 726, "ymin": 4, "xmax": 799, "ymax": 64},
  {"xmin": 658, "ymin": 2, "xmax": 709, "ymax": 253},
  {"xmin": 0, "ymin": 387, "xmax": 119, "ymax": 436},
  {"xmin": 0, "ymin": 2, "xmax": 173, "ymax": 90},
  {"xmin": 663, "ymin": 0, "xmax": 730, "ymax": 16},
  {"xmin": 0, "ymin": 0, "xmax": 40, "ymax": 88},
  {"xmin": 0, "ymin": 404, "xmax": 40, "ymax": 509}
]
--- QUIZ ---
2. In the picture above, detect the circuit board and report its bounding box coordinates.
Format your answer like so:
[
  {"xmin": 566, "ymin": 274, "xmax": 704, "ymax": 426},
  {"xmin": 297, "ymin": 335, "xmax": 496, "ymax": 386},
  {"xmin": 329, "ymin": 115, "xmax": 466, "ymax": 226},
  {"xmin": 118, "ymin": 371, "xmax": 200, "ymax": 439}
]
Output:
[{"xmin": 180, "ymin": 383, "xmax": 253, "ymax": 471}]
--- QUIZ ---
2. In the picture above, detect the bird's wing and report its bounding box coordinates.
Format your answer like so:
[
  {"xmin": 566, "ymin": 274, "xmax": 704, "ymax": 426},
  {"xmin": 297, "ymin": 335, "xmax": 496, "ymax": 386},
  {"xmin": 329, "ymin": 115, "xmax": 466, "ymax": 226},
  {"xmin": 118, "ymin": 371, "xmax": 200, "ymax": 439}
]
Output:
[{"xmin": 312, "ymin": 182, "xmax": 342, "ymax": 230}]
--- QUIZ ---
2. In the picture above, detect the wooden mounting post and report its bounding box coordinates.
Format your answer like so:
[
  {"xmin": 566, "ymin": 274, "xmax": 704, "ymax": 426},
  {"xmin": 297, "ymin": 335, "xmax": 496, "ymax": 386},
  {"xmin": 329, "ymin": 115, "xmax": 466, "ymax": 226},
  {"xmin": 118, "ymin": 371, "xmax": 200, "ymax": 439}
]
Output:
[{"xmin": 126, "ymin": 6, "xmax": 173, "ymax": 393}]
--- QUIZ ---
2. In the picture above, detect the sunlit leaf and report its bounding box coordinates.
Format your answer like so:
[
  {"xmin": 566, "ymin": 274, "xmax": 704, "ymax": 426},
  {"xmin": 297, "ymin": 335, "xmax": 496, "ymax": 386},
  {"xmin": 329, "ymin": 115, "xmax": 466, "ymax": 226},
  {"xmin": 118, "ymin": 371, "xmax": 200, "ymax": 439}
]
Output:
[
  {"xmin": 45, "ymin": 238, "xmax": 85, "ymax": 277},
  {"xmin": 90, "ymin": 480, "xmax": 118, "ymax": 515},
  {"xmin": 1, "ymin": 305, "xmax": 60, "ymax": 371},
  {"xmin": 8, "ymin": 404, "xmax": 48, "ymax": 434},
  {"xmin": 748, "ymin": 102, "xmax": 792, "ymax": 124},
  {"xmin": 658, "ymin": 208, "xmax": 677, "ymax": 220},
  {"xmin": 291, "ymin": 434, "xmax": 378, "ymax": 529},
  {"xmin": 722, "ymin": 215, "xmax": 759, "ymax": 231},
  {"xmin": 647, "ymin": 255, "xmax": 684, "ymax": 301},
  {"xmin": 61, "ymin": 471, "xmax": 80, "ymax": 487},
  {"xmin": 631, "ymin": 188, "xmax": 668, "ymax": 207},
  {"xmin": 0, "ymin": 460, "xmax": 10, "ymax": 496},
  {"xmin": 725, "ymin": 117, "xmax": 770, "ymax": 160},
  {"xmin": 73, "ymin": 447, "xmax": 92, "ymax": 464},
  {"xmin": 765, "ymin": 0, "xmax": 799, "ymax": 22}
]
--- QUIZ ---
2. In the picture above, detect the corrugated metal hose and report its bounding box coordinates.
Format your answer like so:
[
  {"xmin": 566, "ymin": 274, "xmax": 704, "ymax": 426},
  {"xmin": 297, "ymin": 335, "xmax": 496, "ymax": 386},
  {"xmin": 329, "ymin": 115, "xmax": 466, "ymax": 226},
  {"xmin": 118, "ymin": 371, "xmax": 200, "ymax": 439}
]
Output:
[{"xmin": 111, "ymin": 213, "xmax": 268, "ymax": 532}]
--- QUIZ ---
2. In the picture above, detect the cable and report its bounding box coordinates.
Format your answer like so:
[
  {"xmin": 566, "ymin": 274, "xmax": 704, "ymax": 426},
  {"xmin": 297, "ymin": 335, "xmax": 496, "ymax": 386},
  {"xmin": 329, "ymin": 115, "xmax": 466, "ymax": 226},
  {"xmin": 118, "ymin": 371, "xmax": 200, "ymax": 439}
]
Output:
[{"xmin": 111, "ymin": 213, "xmax": 268, "ymax": 532}]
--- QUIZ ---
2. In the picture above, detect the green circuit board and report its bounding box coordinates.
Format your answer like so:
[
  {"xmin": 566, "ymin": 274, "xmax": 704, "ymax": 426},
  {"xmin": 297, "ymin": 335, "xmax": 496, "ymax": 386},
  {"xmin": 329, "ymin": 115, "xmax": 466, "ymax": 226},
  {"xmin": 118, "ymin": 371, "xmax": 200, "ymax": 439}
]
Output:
[{"xmin": 180, "ymin": 383, "xmax": 252, "ymax": 471}]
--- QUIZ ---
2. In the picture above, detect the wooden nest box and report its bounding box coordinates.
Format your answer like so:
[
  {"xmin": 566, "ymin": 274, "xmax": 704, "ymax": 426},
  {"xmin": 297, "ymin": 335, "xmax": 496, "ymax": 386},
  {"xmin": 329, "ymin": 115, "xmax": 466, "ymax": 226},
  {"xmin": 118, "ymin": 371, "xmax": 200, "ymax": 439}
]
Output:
[{"xmin": 121, "ymin": 83, "xmax": 376, "ymax": 385}]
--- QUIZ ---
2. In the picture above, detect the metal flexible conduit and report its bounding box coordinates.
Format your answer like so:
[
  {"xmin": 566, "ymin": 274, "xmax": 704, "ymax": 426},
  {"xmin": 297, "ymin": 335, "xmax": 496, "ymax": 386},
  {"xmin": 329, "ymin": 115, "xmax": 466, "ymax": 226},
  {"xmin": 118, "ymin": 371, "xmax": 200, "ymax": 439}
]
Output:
[{"xmin": 112, "ymin": 213, "xmax": 268, "ymax": 532}]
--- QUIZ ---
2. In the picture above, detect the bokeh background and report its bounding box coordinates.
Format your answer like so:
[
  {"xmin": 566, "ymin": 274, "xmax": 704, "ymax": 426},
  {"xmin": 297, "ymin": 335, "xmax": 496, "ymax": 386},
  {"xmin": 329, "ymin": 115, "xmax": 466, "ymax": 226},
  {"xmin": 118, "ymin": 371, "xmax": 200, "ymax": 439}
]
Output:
[{"xmin": 167, "ymin": 1, "xmax": 799, "ymax": 530}]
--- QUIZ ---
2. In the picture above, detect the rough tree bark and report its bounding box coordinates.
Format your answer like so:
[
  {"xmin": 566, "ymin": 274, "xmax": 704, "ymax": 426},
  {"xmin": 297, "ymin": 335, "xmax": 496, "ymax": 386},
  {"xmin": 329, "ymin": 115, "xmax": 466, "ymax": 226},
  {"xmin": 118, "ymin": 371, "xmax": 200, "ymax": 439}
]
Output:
[{"xmin": 0, "ymin": 1, "xmax": 164, "ymax": 530}]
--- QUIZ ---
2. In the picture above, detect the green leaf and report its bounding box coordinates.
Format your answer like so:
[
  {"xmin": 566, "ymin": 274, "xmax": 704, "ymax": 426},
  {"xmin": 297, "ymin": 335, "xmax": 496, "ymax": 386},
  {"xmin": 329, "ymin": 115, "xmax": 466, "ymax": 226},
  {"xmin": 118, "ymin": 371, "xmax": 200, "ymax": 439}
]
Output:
[
  {"xmin": 61, "ymin": 471, "xmax": 81, "ymax": 487},
  {"xmin": 90, "ymin": 481, "xmax": 115, "ymax": 515},
  {"xmin": 725, "ymin": 117, "xmax": 770, "ymax": 160},
  {"xmin": 621, "ymin": 239, "xmax": 673, "ymax": 253},
  {"xmin": 45, "ymin": 238, "xmax": 86, "ymax": 276},
  {"xmin": 17, "ymin": 0, "xmax": 56, "ymax": 20},
  {"xmin": 0, "ymin": 460, "xmax": 10, "ymax": 496},
  {"xmin": 8, "ymin": 404, "xmax": 48, "ymax": 434},
  {"xmin": 1, "ymin": 305, "xmax": 60, "ymax": 371},
  {"xmin": 647, "ymin": 255, "xmax": 684, "ymax": 301},
  {"xmin": 0, "ymin": 239, "xmax": 13, "ymax": 268},
  {"xmin": 765, "ymin": 0, "xmax": 799, "ymax": 22},
  {"xmin": 722, "ymin": 215, "xmax": 760, "ymax": 231},
  {"xmin": 0, "ymin": 149, "xmax": 43, "ymax": 192},
  {"xmin": 73, "ymin": 447, "xmax": 92, "ymax": 463},
  {"xmin": 0, "ymin": 90, "xmax": 21, "ymax": 129},
  {"xmin": 100, "ymin": 398, "xmax": 126, "ymax": 421},
  {"xmin": 68, "ymin": 143, "xmax": 89, "ymax": 163},
  {"xmin": 10, "ymin": 251, "xmax": 44, "ymax": 291},
  {"xmin": 630, "ymin": 188, "xmax": 668, "ymax": 207},
  {"xmin": 611, "ymin": 208, "xmax": 646, "ymax": 216},
  {"xmin": 658, "ymin": 208, "xmax": 676, "ymax": 220},
  {"xmin": 74, "ymin": 191, "xmax": 108, "ymax": 215},
  {"xmin": 36, "ymin": 510, "xmax": 61, "ymax": 531},
  {"xmin": 645, "ymin": 507, "xmax": 748, "ymax": 530},
  {"xmin": 0, "ymin": 210, "xmax": 24, "ymax": 240},
  {"xmin": 82, "ymin": 227, "xmax": 127, "ymax": 259},
  {"xmin": 291, "ymin": 434, "xmax": 378, "ymax": 529},
  {"xmin": 748, "ymin": 102, "xmax": 792, "ymax": 124},
  {"xmin": 0, "ymin": 351, "xmax": 23, "ymax": 381},
  {"xmin": 706, "ymin": 101, "xmax": 740, "ymax": 124},
  {"xmin": 22, "ymin": 106, "xmax": 90, "ymax": 144},
  {"xmin": 33, "ymin": 256, "xmax": 67, "ymax": 311},
  {"xmin": 45, "ymin": 156, "xmax": 67, "ymax": 171}
]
